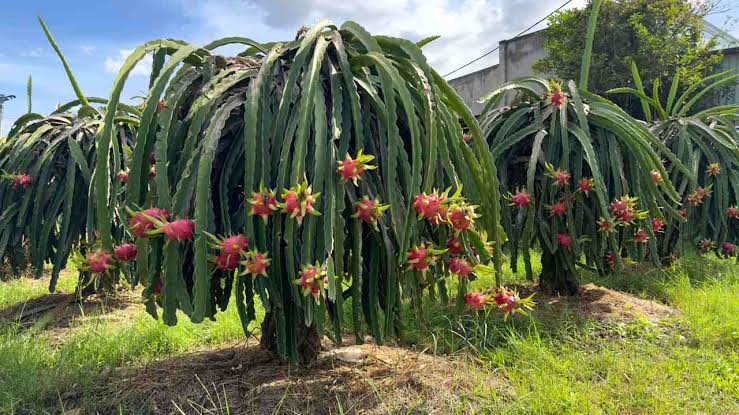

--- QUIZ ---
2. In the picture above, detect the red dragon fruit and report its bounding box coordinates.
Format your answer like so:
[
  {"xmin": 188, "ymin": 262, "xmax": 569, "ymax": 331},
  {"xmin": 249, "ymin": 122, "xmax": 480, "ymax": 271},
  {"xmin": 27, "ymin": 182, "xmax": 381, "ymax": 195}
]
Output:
[
  {"xmin": 249, "ymin": 187, "xmax": 279, "ymax": 221},
  {"xmin": 413, "ymin": 191, "xmax": 447, "ymax": 225},
  {"xmin": 462, "ymin": 133, "xmax": 472, "ymax": 143},
  {"xmin": 726, "ymin": 206, "xmax": 739, "ymax": 219},
  {"xmin": 547, "ymin": 201, "xmax": 567, "ymax": 217},
  {"xmin": 722, "ymin": 243, "xmax": 737, "ymax": 256},
  {"xmin": 493, "ymin": 288, "xmax": 509, "ymax": 306},
  {"xmin": 148, "ymin": 166, "xmax": 156, "ymax": 180},
  {"xmin": 353, "ymin": 197, "xmax": 388, "ymax": 227},
  {"xmin": 245, "ymin": 250, "xmax": 270, "ymax": 276},
  {"xmin": 281, "ymin": 180, "xmax": 320, "ymax": 225},
  {"xmin": 11, "ymin": 174, "xmax": 32, "ymax": 188},
  {"xmin": 161, "ymin": 218, "xmax": 195, "ymax": 242},
  {"xmin": 510, "ymin": 190, "xmax": 532, "ymax": 208},
  {"xmin": 114, "ymin": 243, "xmax": 137, "ymax": 262},
  {"xmin": 447, "ymin": 235, "xmax": 463, "ymax": 255},
  {"xmin": 634, "ymin": 228, "xmax": 649, "ymax": 243},
  {"xmin": 464, "ymin": 292, "xmax": 488, "ymax": 310},
  {"xmin": 129, "ymin": 208, "xmax": 170, "ymax": 238},
  {"xmin": 88, "ymin": 250, "xmax": 112, "ymax": 273},
  {"xmin": 448, "ymin": 203, "xmax": 476, "ymax": 232},
  {"xmin": 407, "ymin": 245, "xmax": 430, "ymax": 272},
  {"xmin": 547, "ymin": 81, "xmax": 567, "ymax": 108},
  {"xmin": 597, "ymin": 218, "xmax": 615, "ymax": 233},
  {"xmin": 577, "ymin": 177, "xmax": 594, "ymax": 194},
  {"xmin": 651, "ymin": 218, "xmax": 664, "ymax": 233},
  {"xmin": 552, "ymin": 169, "xmax": 570, "ymax": 187},
  {"xmin": 448, "ymin": 257, "xmax": 473, "ymax": 277},
  {"xmin": 220, "ymin": 234, "xmax": 249, "ymax": 256},
  {"xmin": 678, "ymin": 209, "xmax": 688, "ymax": 219},
  {"xmin": 605, "ymin": 251, "xmax": 616, "ymax": 267},
  {"xmin": 336, "ymin": 150, "xmax": 376, "ymax": 185},
  {"xmin": 115, "ymin": 170, "xmax": 129, "ymax": 184},
  {"xmin": 156, "ymin": 100, "xmax": 165, "ymax": 113},
  {"xmin": 215, "ymin": 253, "xmax": 240, "ymax": 271},
  {"xmin": 148, "ymin": 152, "xmax": 157, "ymax": 164},
  {"xmin": 698, "ymin": 239, "xmax": 713, "ymax": 252},
  {"xmin": 295, "ymin": 263, "xmax": 327, "ymax": 300},
  {"xmin": 556, "ymin": 233, "xmax": 572, "ymax": 249},
  {"xmin": 706, "ymin": 162, "xmax": 721, "ymax": 177}
]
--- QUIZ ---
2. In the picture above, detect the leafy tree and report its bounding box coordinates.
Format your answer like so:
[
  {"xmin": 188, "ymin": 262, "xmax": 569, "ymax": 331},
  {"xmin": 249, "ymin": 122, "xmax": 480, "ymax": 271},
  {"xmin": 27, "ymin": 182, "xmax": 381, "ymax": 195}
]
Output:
[{"xmin": 534, "ymin": 0, "xmax": 725, "ymax": 116}]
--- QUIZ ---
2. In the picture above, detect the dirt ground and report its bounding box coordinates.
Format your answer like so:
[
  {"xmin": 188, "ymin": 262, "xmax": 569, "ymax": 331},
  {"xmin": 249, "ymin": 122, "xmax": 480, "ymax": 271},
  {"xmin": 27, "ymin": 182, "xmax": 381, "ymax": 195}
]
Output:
[{"xmin": 79, "ymin": 341, "xmax": 509, "ymax": 414}]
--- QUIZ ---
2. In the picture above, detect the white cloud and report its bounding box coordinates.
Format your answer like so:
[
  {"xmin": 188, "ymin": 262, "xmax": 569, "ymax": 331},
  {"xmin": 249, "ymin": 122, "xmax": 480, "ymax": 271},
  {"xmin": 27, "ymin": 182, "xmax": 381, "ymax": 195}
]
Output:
[
  {"xmin": 19, "ymin": 48, "xmax": 44, "ymax": 58},
  {"xmin": 104, "ymin": 49, "xmax": 152, "ymax": 77},
  {"xmin": 175, "ymin": 0, "xmax": 588, "ymax": 77}
]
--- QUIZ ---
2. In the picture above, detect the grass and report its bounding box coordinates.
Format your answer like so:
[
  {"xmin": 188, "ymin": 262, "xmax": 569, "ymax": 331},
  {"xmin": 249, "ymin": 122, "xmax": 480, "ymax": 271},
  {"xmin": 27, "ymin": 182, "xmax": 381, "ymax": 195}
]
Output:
[{"xmin": 0, "ymin": 254, "xmax": 737, "ymax": 414}]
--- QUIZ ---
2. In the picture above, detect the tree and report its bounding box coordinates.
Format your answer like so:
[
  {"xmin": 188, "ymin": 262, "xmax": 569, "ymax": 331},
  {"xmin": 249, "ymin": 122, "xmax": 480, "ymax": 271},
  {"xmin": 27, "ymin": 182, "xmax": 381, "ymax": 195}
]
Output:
[{"xmin": 534, "ymin": 0, "xmax": 724, "ymax": 117}]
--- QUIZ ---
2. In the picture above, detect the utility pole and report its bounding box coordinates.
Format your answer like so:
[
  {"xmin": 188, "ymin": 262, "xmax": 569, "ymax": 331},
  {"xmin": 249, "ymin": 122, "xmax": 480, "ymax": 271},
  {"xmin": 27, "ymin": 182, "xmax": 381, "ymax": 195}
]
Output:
[{"xmin": 0, "ymin": 94, "xmax": 17, "ymax": 137}]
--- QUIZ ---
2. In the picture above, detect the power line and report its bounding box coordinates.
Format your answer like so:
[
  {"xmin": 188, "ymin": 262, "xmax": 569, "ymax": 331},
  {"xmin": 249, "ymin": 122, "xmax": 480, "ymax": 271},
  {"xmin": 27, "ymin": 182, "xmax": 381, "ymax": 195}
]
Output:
[{"xmin": 443, "ymin": 0, "xmax": 574, "ymax": 78}]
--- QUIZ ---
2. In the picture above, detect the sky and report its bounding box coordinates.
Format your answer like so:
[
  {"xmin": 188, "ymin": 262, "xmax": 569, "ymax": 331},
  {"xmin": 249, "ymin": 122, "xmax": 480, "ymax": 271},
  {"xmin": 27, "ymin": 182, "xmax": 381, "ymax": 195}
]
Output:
[{"xmin": 0, "ymin": 0, "xmax": 737, "ymax": 135}]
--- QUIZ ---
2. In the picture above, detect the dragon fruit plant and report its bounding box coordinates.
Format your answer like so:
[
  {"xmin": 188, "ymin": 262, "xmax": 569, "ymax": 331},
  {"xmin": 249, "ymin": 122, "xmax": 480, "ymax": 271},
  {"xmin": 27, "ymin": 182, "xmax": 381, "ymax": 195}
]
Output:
[
  {"xmin": 0, "ymin": 18, "xmax": 138, "ymax": 294},
  {"xmin": 89, "ymin": 21, "xmax": 502, "ymax": 363},
  {"xmin": 608, "ymin": 66, "xmax": 739, "ymax": 261},
  {"xmin": 478, "ymin": 77, "xmax": 682, "ymax": 294}
]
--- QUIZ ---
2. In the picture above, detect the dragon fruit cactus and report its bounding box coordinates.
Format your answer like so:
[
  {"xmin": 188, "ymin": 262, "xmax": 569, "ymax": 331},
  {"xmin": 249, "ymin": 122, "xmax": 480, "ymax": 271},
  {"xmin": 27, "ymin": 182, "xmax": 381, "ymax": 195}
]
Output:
[{"xmin": 336, "ymin": 149, "xmax": 376, "ymax": 185}]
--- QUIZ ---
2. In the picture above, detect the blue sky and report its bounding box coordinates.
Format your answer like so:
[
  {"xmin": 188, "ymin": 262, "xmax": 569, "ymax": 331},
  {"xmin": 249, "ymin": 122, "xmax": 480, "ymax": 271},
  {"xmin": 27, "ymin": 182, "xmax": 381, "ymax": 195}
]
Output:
[{"xmin": 1, "ymin": 0, "xmax": 736, "ymax": 135}]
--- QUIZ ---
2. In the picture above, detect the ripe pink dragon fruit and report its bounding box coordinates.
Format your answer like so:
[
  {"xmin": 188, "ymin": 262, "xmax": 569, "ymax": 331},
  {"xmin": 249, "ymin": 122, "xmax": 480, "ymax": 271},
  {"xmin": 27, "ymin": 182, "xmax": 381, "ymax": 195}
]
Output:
[
  {"xmin": 608, "ymin": 196, "xmax": 644, "ymax": 225},
  {"xmin": 556, "ymin": 233, "xmax": 572, "ymax": 249},
  {"xmin": 510, "ymin": 190, "xmax": 532, "ymax": 208},
  {"xmin": 12, "ymin": 174, "xmax": 32, "ymax": 188},
  {"xmin": 161, "ymin": 218, "xmax": 195, "ymax": 242},
  {"xmin": 634, "ymin": 229, "xmax": 649, "ymax": 243},
  {"xmin": 678, "ymin": 209, "xmax": 688, "ymax": 219},
  {"xmin": 407, "ymin": 245, "xmax": 430, "ymax": 272},
  {"xmin": 296, "ymin": 263, "xmax": 327, "ymax": 300},
  {"xmin": 148, "ymin": 166, "xmax": 156, "ymax": 180},
  {"xmin": 281, "ymin": 181, "xmax": 320, "ymax": 225},
  {"xmin": 220, "ymin": 234, "xmax": 249, "ymax": 256},
  {"xmin": 462, "ymin": 133, "xmax": 472, "ymax": 143},
  {"xmin": 706, "ymin": 162, "xmax": 721, "ymax": 177},
  {"xmin": 249, "ymin": 189, "xmax": 279, "ymax": 221},
  {"xmin": 552, "ymin": 169, "xmax": 570, "ymax": 187},
  {"xmin": 464, "ymin": 292, "xmax": 488, "ymax": 310},
  {"xmin": 215, "ymin": 253, "xmax": 240, "ymax": 271},
  {"xmin": 282, "ymin": 189, "xmax": 300, "ymax": 217},
  {"xmin": 336, "ymin": 150, "xmax": 375, "ymax": 185},
  {"xmin": 650, "ymin": 170, "xmax": 663, "ymax": 183},
  {"xmin": 548, "ymin": 201, "xmax": 567, "ymax": 217},
  {"xmin": 117, "ymin": 170, "xmax": 129, "ymax": 184},
  {"xmin": 448, "ymin": 257, "xmax": 472, "ymax": 277},
  {"xmin": 547, "ymin": 82, "xmax": 567, "ymax": 107},
  {"xmin": 651, "ymin": 218, "xmax": 664, "ymax": 233},
  {"xmin": 152, "ymin": 280, "xmax": 164, "ymax": 296},
  {"xmin": 727, "ymin": 206, "xmax": 739, "ymax": 219},
  {"xmin": 698, "ymin": 239, "xmax": 713, "ymax": 252},
  {"xmin": 156, "ymin": 100, "xmax": 165, "ymax": 113},
  {"xmin": 722, "ymin": 242, "xmax": 737, "ymax": 256},
  {"xmin": 245, "ymin": 250, "xmax": 270, "ymax": 276},
  {"xmin": 413, "ymin": 191, "xmax": 447, "ymax": 225},
  {"xmin": 148, "ymin": 152, "xmax": 157, "ymax": 164},
  {"xmin": 129, "ymin": 208, "xmax": 170, "ymax": 238},
  {"xmin": 448, "ymin": 204, "xmax": 475, "ymax": 231},
  {"xmin": 493, "ymin": 288, "xmax": 509, "ymax": 306},
  {"xmin": 353, "ymin": 197, "xmax": 388, "ymax": 226},
  {"xmin": 447, "ymin": 235, "xmax": 463, "ymax": 255},
  {"xmin": 114, "ymin": 243, "xmax": 137, "ymax": 262},
  {"xmin": 577, "ymin": 177, "xmax": 594, "ymax": 194},
  {"xmin": 88, "ymin": 250, "xmax": 112, "ymax": 273}
]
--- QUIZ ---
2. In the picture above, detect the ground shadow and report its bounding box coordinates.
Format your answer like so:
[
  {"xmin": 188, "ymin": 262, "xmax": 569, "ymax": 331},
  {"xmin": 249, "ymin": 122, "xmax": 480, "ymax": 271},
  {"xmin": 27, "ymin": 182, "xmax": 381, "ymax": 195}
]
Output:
[
  {"xmin": 0, "ymin": 290, "xmax": 139, "ymax": 333},
  {"xmin": 77, "ymin": 342, "xmax": 508, "ymax": 414}
]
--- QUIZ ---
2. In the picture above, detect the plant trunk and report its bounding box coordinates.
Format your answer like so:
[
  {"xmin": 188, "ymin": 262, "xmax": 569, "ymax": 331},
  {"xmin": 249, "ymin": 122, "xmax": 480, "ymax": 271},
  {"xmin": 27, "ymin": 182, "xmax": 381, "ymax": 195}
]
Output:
[
  {"xmin": 538, "ymin": 249, "xmax": 579, "ymax": 295},
  {"xmin": 260, "ymin": 312, "xmax": 321, "ymax": 364}
]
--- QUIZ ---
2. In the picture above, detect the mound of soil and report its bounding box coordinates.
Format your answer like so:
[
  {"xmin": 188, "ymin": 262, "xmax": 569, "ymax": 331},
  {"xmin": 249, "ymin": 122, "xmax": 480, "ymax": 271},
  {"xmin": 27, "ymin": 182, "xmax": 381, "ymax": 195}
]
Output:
[
  {"xmin": 0, "ymin": 290, "xmax": 141, "ymax": 333},
  {"xmin": 84, "ymin": 342, "xmax": 510, "ymax": 414},
  {"xmin": 538, "ymin": 283, "xmax": 676, "ymax": 323}
]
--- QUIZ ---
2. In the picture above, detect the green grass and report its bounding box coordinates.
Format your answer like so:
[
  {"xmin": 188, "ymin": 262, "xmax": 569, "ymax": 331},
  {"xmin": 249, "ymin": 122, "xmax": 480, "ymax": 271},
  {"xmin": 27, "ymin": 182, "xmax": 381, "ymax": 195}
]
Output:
[{"xmin": 0, "ymin": 255, "xmax": 737, "ymax": 414}]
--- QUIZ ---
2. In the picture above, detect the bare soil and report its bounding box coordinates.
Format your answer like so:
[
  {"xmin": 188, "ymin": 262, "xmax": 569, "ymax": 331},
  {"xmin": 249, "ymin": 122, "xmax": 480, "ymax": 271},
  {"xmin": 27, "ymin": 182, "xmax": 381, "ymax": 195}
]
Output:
[{"xmin": 81, "ymin": 341, "xmax": 510, "ymax": 414}]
